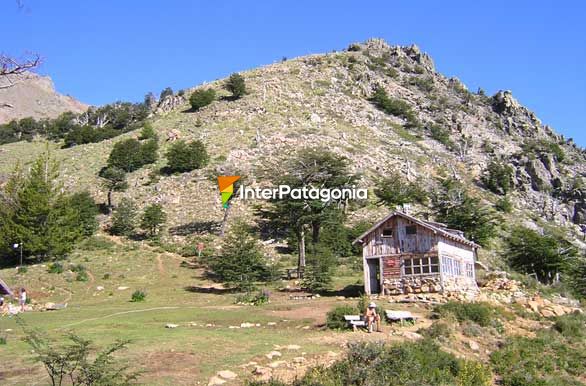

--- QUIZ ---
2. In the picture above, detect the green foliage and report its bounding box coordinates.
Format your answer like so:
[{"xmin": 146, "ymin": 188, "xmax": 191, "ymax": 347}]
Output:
[
  {"xmin": 253, "ymin": 340, "xmax": 491, "ymax": 386},
  {"xmin": 107, "ymin": 138, "xmax": 158, "ymax": 172},
  {"xmin": 374, "ymin": 172, "xmax": 427, "ymax": 208},
  {"xmin": 347, "ymin": 43, "xmax": 361, "ymax": 51},
  {"xmin": 505, "ymin": 226, "xmax": 574, "ymax": 284},
  {"xmin": 0, "ymin": 336, "xmax": 6, "ymax": 345},
  {"xmin": 495, "ymin": 196, "xmax": 513, "ymax": 213},
  {"xmin": 159, "ymin": 87, "xmax": 173, "ymax": 100},
  {"xmin": 0, "ymin": 102, "xmax": 148, "ymax": 147},
  {"xmin": 138, "ymin": 122, "xmax": 158, "ymax": 140},
  {"xmin": 326, "ymin": 305, "xmax": 357, "ymax": 330},
  {"xmin": 567, "ymin": 257, "xmax": 586, "ymax": 299},
  {"xmin": 22, "ymin": 325, "xmax": 137, "ymax": 386},
  {"xmin": 491, "ymin": 326, "xmax": 586, "ymax": 386},
  {"xmin": 47, "ymin": 262, "xmax": 64, "ymax": 274},
  {"xmin": 434, "ymin": 301, "xmax": 503, "ymax": 327},
  {"xmin": 423, "ymin": 320, "xmax": 454, "ymax": 340},
  {"xmin": 17, "ymin": 266, "xmax": 28, "ymax": 274},
  {"xmin": 224, "ymin": 73, "xmax": 247, "ymax": 98},
  {"xmin": 553, "ymin": 312, "xmax": 586, "ymax": 338},
  {"xmin": 165, "ymin": 140, "xmax": 209, "ymax": 173},
  {"xmin": 523, "ymin": 139, "xmax": 566, "ymax": 163},
  {"xmin": 302, "ymin": 243, "xmax": 335, "ymax": 293},
  {"xmin": 370, "ymin": 86, "xmax": 418, "ymax": 127},
  {"xmin": 235, "ymin": 290, "xmax": 270, "ymax": 306},
  {"xmin": 429, "ymin": 124, "xmax": 456, "ymax": 150},
  {"xmin": 209, "ymin": 221, "xmax": 269, "ymax": 291},
  {"xmin": 0, "ymin": 152, "xmax": 97, "ymax": 262},
  {"xmin": 140, "ymin": 204, "xmax": 166, "ymax": 237},
  {"xmin": 99, "ymin": 166, "xmax": 128, "ymax": 210},
  {"xmin": 110, "ymin": 198, "xmax": 138, "ymax": 237},
  {"xmin": 408, "ymin": 76, "xmax": 434, "ymax": 93},
  {"xmin": 483, "ymin": 161, "xmax": 514, "ymax": 195},
  {"xmin": 433, "ymin": 179, "xmax": 497, "ymax": 246},
  {"xmin": 189, "ymin": 88, "xmax": 216, "ymax": 111},
  {"xmin": 130, "ymin": 290, "xmax": 146, "ymax": 302}
]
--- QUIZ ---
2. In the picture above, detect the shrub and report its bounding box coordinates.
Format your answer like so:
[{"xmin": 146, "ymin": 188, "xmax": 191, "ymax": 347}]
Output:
[
  {"xmin": 76, "ymin": 271, "xmax": 89, "ymax": 282},
  {"xmin": 130, "ymin": 290, "xmax": 146, "ymax": 302},
  {"xmin": 235, "ymin": 290, "xmax": 270, "ymax": 306},
  {"xmin": 374, "ymin": 172, "xmax": 427, "ymax": 208},
  {"xmin": 347, "ymin": 43, "xmax": 361, "ymax": 51},
  {"xmin": 138, "ymin": 122, "xmax": 157, "ymax": 140},
  {"xmin": 302, "ymin": 243, "xmax": 335, "ymax": 293},
  {"xmin": 17, "ymin": 266, "xmax": 28, "ymax": 274},
  {"xmin": 495, "ymin": 196, "xmax": 513, "ymax": 213},
  {"xmin": 429, "ymin": 124, "xmax": 455, "ymax": 149},
  {"xmin": 107, "ymin": 138, "xmax": 158, "ymax": 172},
  {"xmin": 434, "ymin": 302, "xmax": 498, "ymax": 327},
  {"xmin": 165, "ymin": 140, "xmax": 209, "ymax": 173},
  {"xmin": 326, "ymin": 305, "xmax": 357, "ymax": 330},
  {"xmin": 369, "ymin": 86, "xmax": 418, "ymax": 127},
  {"xmin": 553, "ymin": 313, "xmax": 586, "ymax": 338},
  {"xmin": 159, "ymin": 87, "xmax": 173, "ymax": 100},
  {"xmin": 189, "ymin": 88, "xmax": 216, "ymax": 111},
  {"xmin": 224, "ymin": 73, "xmax": 246, "ymax": 98},
  {"xmin": 0, "ymin": 336, "xmax": 6, "ymax": 345},
  {"xmin": 47, "ymin": 262, "xmax": 64, "ymax": 274},
  {"xmin": 483, "ymin": 161, "xmax": 514, "ymax": 195},
  {"xmin": 457, "ymin": 361, "xmax": 492, "ymax": 386},
  {"xmin": 424, "ymin": 320, "xmax": 454, "ymax": 340}
]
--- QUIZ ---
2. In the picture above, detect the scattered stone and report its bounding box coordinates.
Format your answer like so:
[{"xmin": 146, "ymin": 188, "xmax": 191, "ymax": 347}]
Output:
[
  {"xmin": 293, "ymin": 357, "xmax": 306, "ymax": 364},
  {"xmin": 165, "ymin": 324, "xmax": 179, "ymax": 329},
  {"xmin": 217, "ymin": 370, "xmax": 237, "ymax": 380},
  {"xmin": 253, "ymin": 366, "xmax": 272, "ymax": 378},
  {"xmin": 240, "ymin": 322, "xmax": 255, "ymax": 328},
  {"xmin": 117, "ymin": 286, "xmax": 129, "ymax": 291},
  {"xmin": 266, "ymin": 351, "xmax": 282, "ymax": 359},
  {"xmin": 401, "ymin": 332, "xmax": 423, "ymax": 341},
  {"xmin": 285, "ymin": 344, "xmax": 301, "ymax": 350},
  {"xmin": 96, "ymin": 286, "xmax": 104, "ymax": 291},
  {"xmin": 228, "ymin": 326, "xmax": 240, "ymax": 329},
  {"xmin": 267, "ymin": 322, "xmax": 277, "ymax": 326},
  {"xmin": 468, "ymin": 340, "xmax": 480, "ymax": 352},
  {"xmin": 207, "ymin": 376, "xmax": 226, "ymax": 385},
  {"xmin": 268, "ymin": 361, "xmax": 287, "ymax": 369}
]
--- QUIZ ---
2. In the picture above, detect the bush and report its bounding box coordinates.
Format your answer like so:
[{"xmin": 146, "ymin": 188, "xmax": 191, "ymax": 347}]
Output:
[
  {"xmin": 0, "ymin": 336, "xmax": 6, "ymax": 345},
  {"xmin": 224, "ymin": 73, "xmax": 246, "ymax": 98},
  {"xmin": 369, "ymin": 86, "xmax": 418, "ymax": 127},
  {"xmin": 235, "ymin": 290, "xmax": 270, "ymax": 306},
  {"xmin": 435, "ymin": 302, "xmax": 498, "ymax": 327},
  {"xmin": 189, "ymin": 88, "xmax": 216, "ymax": 111},
  {"xmin": 47, "ymin": 262, "xmax": 64, "ymax": 274},
  {"xmin": 483, "ymin": 161, "xmax": 514, "ymax": 195},
  {"xmin": 457, "ymin": 360, "xmax": 492, "ymax": 386},
  {"xmin": 159, "ymin": 87, "xmax": 173, "ymax": 100},
  {"xmin": 429, "ymin": 124, "xmax": 456, "ymax": 150},
  {"xmin": 495, "ymin": 196, "xmax": 513, "ymax": 213},
  {"xmin": 374, "ymin": 172, "xmax": 427, "ymax": 208},
  {"xmin": 165, "ymin": 140, "xmax": 209, "ymax": 173},
  {"xmin": 424, "ymin": 320, "xmax": 454, "ymax": 340},
  {"xmin": 553, "ymin": 312, "xmax": 586, "ymax": 338},
  {"xmin": 138, "ymin": 123, "xmax": 157, "ymax": 140},
  {"xmin": 302, "ymin": 243, "xmax": 335, "ymax": 293},
  {"xmin": 17, "ymin": 266, "xmax": 28, "ymax": 274},
  {"xmin": 76, "ymin": 271, "xmax": 89, "ymax": 282},
  {"xmin": 326, "ymin": 305, "xmax": 357, "ymax": 330},
  {"xmin": 130, "ymin": 290, "xmax": 146, "ymax": 302}
]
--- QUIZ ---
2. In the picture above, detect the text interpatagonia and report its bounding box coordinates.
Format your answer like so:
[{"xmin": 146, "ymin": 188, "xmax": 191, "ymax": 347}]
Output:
[{"xmin": 239, "ymin": 184, "xmax": 368, "ymax": 202}]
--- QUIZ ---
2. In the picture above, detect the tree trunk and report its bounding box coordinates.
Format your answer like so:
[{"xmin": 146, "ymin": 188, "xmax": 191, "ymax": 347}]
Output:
[
  {"xmin": 311, "ymin": 221, "xmax": 320, "ymax": 244},
  {"xmin": 220, "ymin": 203, "xmax": 232, "ymax": 237},
  {"xmin": 297, "ymin": 227, "xmax": 306, "ymax": 278},
  {"xmin": 107, "ymin": 189, "xmax": 113, "ymax": 214}
]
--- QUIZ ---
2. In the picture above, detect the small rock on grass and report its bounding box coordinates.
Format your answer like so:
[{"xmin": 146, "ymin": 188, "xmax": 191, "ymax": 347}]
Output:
[
  {"xmin": 217, "ymin": 370, "xmax": 237, "ymax": 380},
  {"xmin": 165, "ymin": 323, "xmax": 179, "ymax": 329},
  {"xmin": 265, "ymin": 351, "xmax": 282, "ymax": 359},
  {"xmin": 208, "ymin": 376, "xmax": 226, "ymax": 385}
]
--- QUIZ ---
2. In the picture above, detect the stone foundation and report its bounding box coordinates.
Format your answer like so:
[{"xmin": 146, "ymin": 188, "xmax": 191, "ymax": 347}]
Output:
[{"xmin": 383, "ymin": 274, "xmax": 478, "ymax": 295}]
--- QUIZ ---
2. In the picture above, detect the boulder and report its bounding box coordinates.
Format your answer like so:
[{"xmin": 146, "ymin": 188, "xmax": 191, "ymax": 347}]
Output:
[{"xmin": 217, "ymin": 370, "xmax": 237, "ymax": 380}]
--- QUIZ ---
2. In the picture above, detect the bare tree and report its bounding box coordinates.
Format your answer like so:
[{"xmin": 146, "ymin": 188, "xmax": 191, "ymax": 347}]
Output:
[{"xmin": 0, "ymin": 53, "xmax": 41, "ymax": 89}]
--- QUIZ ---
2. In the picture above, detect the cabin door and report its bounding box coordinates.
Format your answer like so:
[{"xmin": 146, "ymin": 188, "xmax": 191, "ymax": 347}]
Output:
[{"xmin": 367, "ymin": 258, "xmax": 381, "ymax": 294}]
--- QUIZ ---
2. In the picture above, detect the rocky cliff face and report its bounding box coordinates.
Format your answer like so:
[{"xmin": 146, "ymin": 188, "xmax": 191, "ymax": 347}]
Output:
[{"xmin": 0, "ymin": 72, "xmax": 87, "ymax": 123}]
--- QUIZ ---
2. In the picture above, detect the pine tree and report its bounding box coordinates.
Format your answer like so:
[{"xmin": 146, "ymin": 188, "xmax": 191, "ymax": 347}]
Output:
[
  {"xmin": 302, "ymin": 243, "xmax": 335, "ymax": 293},
  {"xmin": 224, "ymin": 73, "xmax": 246, "ymax": 98},
  {"xmin": 209, "ymin": 221, "xmax": 268, "ymax": 291},
  {"xmin": 110, "ymin": 198, "xmax": 137, "ymax": 236},
  {"xmin": 140, "ymin": 204, "xmax": 166, "ymax": 237},
  {"xmin": 99, "ymin": 166, "xmax": 128, "ymax": 212}
]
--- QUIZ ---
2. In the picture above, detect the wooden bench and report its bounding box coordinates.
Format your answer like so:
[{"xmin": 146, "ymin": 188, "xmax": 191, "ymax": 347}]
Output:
[
  {"xmin": 385, "ymin": 310, "xmax": 417, "ymax": 325},
  {"xmin": 284, "ymin": 268, "xmax": 304, "ymax": 280},
  {"xmin": 344, "ymin": 315, "xmax": 370, "ymax": 332}
]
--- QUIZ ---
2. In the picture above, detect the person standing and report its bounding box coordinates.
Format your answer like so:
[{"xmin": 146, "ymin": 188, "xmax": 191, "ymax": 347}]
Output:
[{"xmin": 19, "ymin": 288, "xmax": 27, "ymax": 312}]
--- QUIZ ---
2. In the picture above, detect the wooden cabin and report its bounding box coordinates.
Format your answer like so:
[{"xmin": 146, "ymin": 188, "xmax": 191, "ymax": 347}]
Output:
[{"xmin": 353, "ymin": 211, "xmax": 480, "ymax": 295}]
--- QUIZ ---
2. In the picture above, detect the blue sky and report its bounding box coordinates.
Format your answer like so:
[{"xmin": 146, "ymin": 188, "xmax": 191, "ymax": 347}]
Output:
[{"xmin": 3, "ymin": 1, "xmax": 585, "ymax": 145}]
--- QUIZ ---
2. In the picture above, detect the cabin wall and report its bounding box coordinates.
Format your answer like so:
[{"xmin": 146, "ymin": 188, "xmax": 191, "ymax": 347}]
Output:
[{"xmin": 438, "ymin": 238, "xmax": 478, "ymax": 292}]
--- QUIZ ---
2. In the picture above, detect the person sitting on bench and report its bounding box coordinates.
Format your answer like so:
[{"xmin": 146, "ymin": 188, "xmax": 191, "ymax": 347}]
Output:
[{"xmin": 365, "ymin": 302, "xmax": 381, "ymax": 333}]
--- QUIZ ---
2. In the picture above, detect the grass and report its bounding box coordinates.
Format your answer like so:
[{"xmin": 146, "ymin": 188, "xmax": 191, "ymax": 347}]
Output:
[{"xmin": 0, "ymin": 238, "xmax": 352, "ymax": 385}]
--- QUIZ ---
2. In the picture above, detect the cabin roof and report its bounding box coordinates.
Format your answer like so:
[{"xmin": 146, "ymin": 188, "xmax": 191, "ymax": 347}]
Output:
[
  {"xmin": 352, "ymin": 211, "xmax": 480, "ymax": 249},
  {"xmin": 0, "ymin": 277, "xmax": 13, "ymax": 296}
]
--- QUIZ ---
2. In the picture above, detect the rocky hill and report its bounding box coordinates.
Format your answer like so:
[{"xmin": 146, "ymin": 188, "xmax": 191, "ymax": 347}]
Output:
[
  {"xmin": 0, "ymin": 72, "xmax": 87, "ymax": 124},
  {"xmin": 1, "ymin": 38, "xmax": 585, "ymax": 255}
]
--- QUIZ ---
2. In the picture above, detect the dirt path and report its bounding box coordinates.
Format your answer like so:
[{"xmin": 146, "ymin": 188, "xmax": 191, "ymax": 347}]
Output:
[{"xmin": 156, "ymin": 255, "xmax": 165, "ymax": 274}]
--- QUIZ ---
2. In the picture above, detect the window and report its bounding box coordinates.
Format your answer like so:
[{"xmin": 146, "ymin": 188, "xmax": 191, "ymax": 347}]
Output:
[
  {"xmin": 466, "ymin": 263, "xmax": 474, "ymax": 278},
  {"xmin": 403, "ymin": 255, "xmax": 439, "ymax": 276},
  {"xmin": 382, "ymin": 228, "xmax": 393, "ymax": 237},
  {"xmin": 406, "ymin": 225, "xmax": 417, "ymax": 235},
  {"xmin": 442, "ymin": 256, "xmax": 466, "ymax": 277}
]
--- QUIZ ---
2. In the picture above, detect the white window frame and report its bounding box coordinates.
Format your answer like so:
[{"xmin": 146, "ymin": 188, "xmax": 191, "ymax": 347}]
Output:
[{"xmin": 403, "ymin": 255, "xmax": 439, "ymax": 276}]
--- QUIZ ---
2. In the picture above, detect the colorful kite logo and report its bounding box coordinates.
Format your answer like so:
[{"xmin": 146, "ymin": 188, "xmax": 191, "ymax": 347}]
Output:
[{"xmin": 217, "ymin": 176, "xmax": 240, "ymax": 208}]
